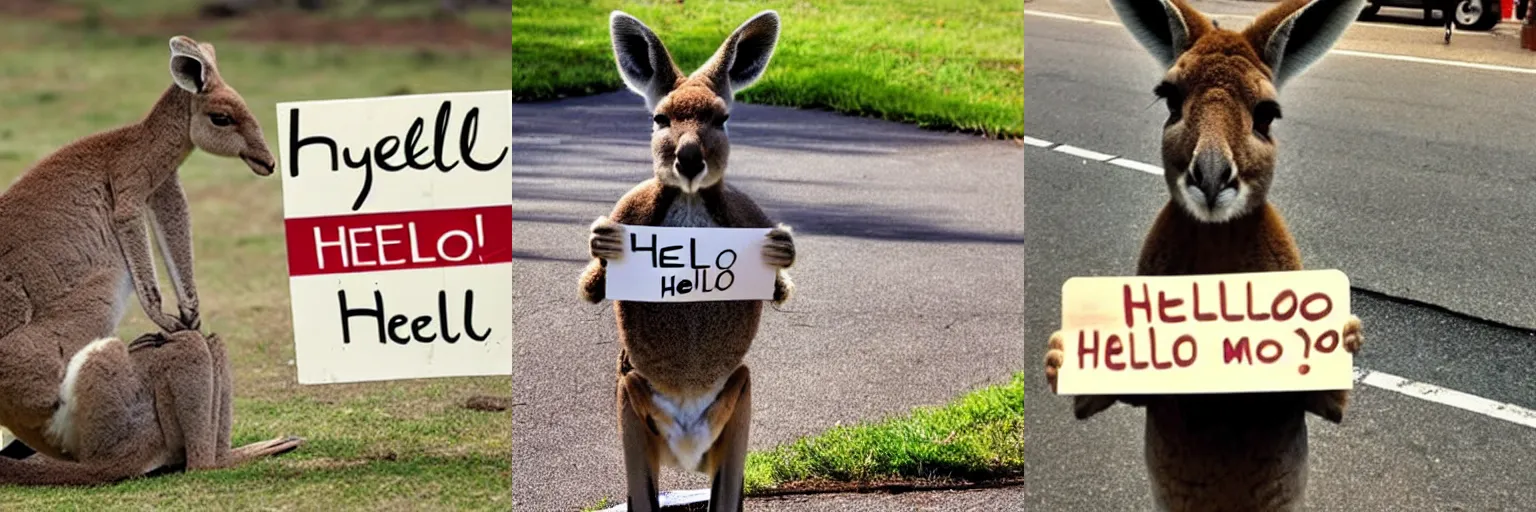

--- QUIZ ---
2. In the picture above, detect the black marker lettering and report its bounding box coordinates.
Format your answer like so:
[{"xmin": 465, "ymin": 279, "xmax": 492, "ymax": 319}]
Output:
[
  {"xmin": 461, "ymin": 107, "xmax": 506, "ymax": 171},
  {"xmin": 463, "ymin": 290, "xmax": 491, "ymax": 342},
  {"xmin": 337, "ymin": 290, "xmax": 385, "ymax": 345},
  {"xmin": 288, "ymin": 107, "xmax": 338, "ymax": 178}
]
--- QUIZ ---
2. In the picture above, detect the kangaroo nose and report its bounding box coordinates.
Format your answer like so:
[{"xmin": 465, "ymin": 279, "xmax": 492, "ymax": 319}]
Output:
[
  {"xmin": 1190, "ymin": 148, "xmax": 1234, "ymax": 207},
  {"xmin": 675, "ymin": 143, "xmax": 704, "ymax": 180}
]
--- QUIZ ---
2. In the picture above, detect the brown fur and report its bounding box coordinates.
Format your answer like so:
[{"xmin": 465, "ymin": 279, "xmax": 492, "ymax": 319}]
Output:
[
  {"xmin": 0, "ymin": 331, "xmax": 301, "ymax": 486},
  {"xmin": 0, "ymin": 35, "xmax": 273, "ymax": 462},
  {"xmin": 582, "ymin": 10, "xmax": 790, "ymax": 511},
  {"xmin": 1044, "ymin": 1, "xmax": 1366, "ymax": 510}
]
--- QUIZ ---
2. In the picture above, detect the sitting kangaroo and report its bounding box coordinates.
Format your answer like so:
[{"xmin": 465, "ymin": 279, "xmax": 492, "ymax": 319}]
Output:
[
  {"xmin": 0, "ymin": 330, "xmax": 301, "ymax": 486},
  {"xmin": 0, "ymin": 35, "xmax": 274, "ymax": 461},
  {"xmin": 1043, "ymin": 1, "xmax": 1366, "ymax": 510},
  {"xmin": 578, "ymin": 10, "xmax": 795, "ymax": 511}
]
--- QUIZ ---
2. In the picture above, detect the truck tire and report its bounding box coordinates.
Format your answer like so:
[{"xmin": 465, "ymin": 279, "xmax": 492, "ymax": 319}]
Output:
[{"xmin": 1454, "ymin": 0, "xmax": 1501, "ymax": 31}]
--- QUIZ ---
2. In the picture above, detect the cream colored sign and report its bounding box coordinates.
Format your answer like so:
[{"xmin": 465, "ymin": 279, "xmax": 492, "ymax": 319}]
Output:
[
  {"xmin": 604, "ymin": 225, "xmax": 776, "ymax": 303},
  {"xmin": 1055, "ymin": 269, "xmax": 1353, "ymax": 395},
  {"xmin": 277, "ymin": 90, "xmax": 512, "ymax": 385}
]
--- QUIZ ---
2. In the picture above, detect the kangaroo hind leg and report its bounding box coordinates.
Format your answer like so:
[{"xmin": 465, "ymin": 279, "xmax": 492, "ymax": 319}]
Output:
[
  {"xmin": 617, "ymin": 370, "xmax": 663, "ymax": 512},
  {"xmin": 0, "ymin": 337, "xmax": 152, "ymax": 486},
  {"xmin": 197, "ymin": 332, "xmax": 302, "ymax": 468},
  {"xmin": 133, "ymin": 331, "xmax": 218, "ymax": 470},
  {"xmin": 703, "ymin": 365, "xmax": 751, "ymax": 512}
]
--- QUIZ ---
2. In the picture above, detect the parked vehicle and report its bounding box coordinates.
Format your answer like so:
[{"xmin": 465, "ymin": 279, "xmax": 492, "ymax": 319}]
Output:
[{"xmin": 1361, "ymin": 0, "xmax": 1502, "ymax": 30}]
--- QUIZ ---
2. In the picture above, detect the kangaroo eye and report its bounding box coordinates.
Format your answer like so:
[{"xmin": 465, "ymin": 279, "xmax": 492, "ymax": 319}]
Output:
[
  {"xmin": 713, "ymin": 113, "xmax": 729, "ymax": 128},
  {"xmin": 1153, "ymin": 82, "xmax": 1184, "ymax": 125},
  {"xmin": 208, "ymin": 113, "xmax": 235, "ymax": 127},
  {"xmin": 1252, "ymin": 100, "xmax": 1282, "ymax": 141},
  {"xmin": 652, "ymin": 114, "xmax": 670, "ymax": 128}
]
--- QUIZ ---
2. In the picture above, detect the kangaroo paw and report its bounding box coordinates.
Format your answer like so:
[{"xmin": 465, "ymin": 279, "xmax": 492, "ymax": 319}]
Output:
[
  {"xmin": 589, "ymin": 216, "xmax": 626, "ymax": 260},
  {"xmin": 1342, "ymin": 315, "xmax": 1363, "ymax": 353},
  {"xmin": 1044, "ymin": 331, "xmax": 1065, "ymax": 393}
]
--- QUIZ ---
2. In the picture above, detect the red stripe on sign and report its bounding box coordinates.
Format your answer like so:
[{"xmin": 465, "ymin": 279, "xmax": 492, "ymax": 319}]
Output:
[{"xmin": 285, "ymin": 205, "xmax": 511, "ymax": 276}]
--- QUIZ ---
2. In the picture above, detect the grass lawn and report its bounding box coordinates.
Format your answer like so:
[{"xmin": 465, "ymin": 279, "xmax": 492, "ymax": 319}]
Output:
[
  {"xmin": 0, "ymin": 5, "xmax": 511, "ymax": 511},
  {"xmin": 512, "ymin": 0, "xmax": 1023, "ymax": 138},
  {"xmin": 744, "ymin": 372, "xmax": 1024, "ymax": 493}
]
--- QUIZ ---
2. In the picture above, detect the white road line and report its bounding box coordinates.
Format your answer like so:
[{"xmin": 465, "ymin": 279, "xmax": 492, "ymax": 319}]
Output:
[
  {"xmin": 1354, "ymin": 20, "xmax": 1494, "ymax": 36},
  {"xmin": 1107, "ymin": 157, "xmax": 1166, "ymax": 176},
  {"xmin": 1025, "ymin": 10, "xmax": 1532, "ymax": 74},
  {"xmin": 1053, "ymin": 144, "xmax": 1115, "ymax": 162},
  {"xmin": 1357, "ymin": 368, "xmax": 1536, "ymax": 429},
  {"xmin": 1023, "ymin": 9, "xmax": 1122, "ymax": 26},
  {"xmin": 1029, "ymin": 135, "xmax": 1536, "ymax": 431},
  {"xmin": 1021, "ymin": 8, "xmax": 1492, "ymax": 35},
  {"xmin": 1330, "ymin": 49, "xmax": 1536, "ymax": 75},
  {"xmin": 1023, "ymin": 136, "xmax": 1054, "ymax": 148}
]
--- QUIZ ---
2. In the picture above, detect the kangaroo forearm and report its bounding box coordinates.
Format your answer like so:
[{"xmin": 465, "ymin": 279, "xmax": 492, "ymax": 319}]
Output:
[
  {"xmin": 772, "ymin": 271, "xmax": 793, "ymax": 305},
  {"xmin": 114, "ymin": 216, "xmax": 175, "ymax": 330},
  {"xmin": 579, "ymin": 259, "xmax": 606, "ymax": 304},
  {"xmin": 148, "ymin": 178, "xmax": 198, "ymax": 311}
]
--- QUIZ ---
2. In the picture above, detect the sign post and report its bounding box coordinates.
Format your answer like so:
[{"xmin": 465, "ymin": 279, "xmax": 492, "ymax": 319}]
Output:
[
  {"xmin": 276, "ymin": 90, "xmax": 512, "ymax": 385},
  {"xmin": 1055, "ymin": 269, "xmax": 1354, "ymax": 395}
]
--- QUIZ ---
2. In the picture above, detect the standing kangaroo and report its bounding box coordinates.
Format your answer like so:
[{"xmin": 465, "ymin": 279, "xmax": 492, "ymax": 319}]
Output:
[
  {"xmin": 0, "ymin": 35, "xmax": 275, "ymax": 461},
  {"xmin": 0, "ymin": 330, "xmax": 301, "ymax": 486},
  {"xmin": 578, "ymin": 10, "xmax": 795, "ymax": 511},
  {"xmin": 1043, "ymin": 1, "xmax": 1366, "ymax": 511}
]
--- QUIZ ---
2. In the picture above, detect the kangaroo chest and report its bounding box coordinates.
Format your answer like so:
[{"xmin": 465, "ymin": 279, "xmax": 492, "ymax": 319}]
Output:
[
  {"xmin": 661, "ymin": 194, "xmax": 719, "ymax": 228},
  {"xmin": 616, "ymin": 191, "xmax": 759, "ymax": 392},
  {"xmin": 1143, "ymin": 396, "xmax": 1310, "ymax": 510},
  {"xmin": 1139, "ymin": 202, "xmax": 1302, "ymax": 276},
  {"xmin": 1136, "ymin": 204, "xmax": 1312, "ymax": 509}
]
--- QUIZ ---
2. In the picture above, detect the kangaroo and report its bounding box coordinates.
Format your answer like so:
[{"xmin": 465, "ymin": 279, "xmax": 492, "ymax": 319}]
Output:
[
  {"xmin": 1043, "ymin": 1, "xmax": 1367, "ymax": 510},
  {"xmin": 577, "ymin": 10, "xmax": 795, "ymax": 511},
  {"xmin": 0, "ymin": 35, "xmax": 275, "ymax": 462},
  {"xmin": 0, "ymin": 330, "xmax": 301, "ymax": 486}
]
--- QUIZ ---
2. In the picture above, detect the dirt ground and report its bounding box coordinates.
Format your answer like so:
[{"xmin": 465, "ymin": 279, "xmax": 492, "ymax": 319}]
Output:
[{"xmin": 0, "ymin": 0, "xmax": 508, "ymax": 49}]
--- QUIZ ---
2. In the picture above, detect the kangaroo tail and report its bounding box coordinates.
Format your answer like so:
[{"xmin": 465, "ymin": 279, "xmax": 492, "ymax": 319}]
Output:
[{"xmin": 0, "ymin": 455, "xmax": 139, "ymax": 486}]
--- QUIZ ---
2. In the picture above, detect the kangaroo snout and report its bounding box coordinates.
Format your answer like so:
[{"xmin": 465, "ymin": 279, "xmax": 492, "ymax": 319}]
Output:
[
  {"xmin": 1190, "ymin": 146, "xmax": 1235, "ymax": 207},
  {"xmin": 675, "ymin": 141, "xmax": 705, "ymax": 180}
]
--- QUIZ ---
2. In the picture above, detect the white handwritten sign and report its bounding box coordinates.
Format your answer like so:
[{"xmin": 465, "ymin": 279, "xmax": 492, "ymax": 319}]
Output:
[
  {"xmin": 276, "ymin": 90, "xmax": 511, "ymax": 384},
  {"xmin": 605, "ymin": 225, "xmax": 775, "ymax": 302},
  {"xmin": 1055, "ymin": 269, "xmax": 1354, "ymax": 395}
]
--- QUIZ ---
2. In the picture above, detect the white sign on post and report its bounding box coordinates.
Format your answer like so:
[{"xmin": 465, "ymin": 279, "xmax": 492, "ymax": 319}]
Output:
[
  {"xmin": 604, "ymin": 225, "xmax": 776, "ymax": 302},
  {"xmin": 276, "ymin": 89, "xmax": 512, "ymax": 384}
]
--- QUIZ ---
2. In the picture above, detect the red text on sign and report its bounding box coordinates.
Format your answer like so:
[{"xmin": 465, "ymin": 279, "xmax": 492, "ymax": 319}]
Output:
[
  {"xmin": 1121, "ymin": 281, "xmax": 1333, "ymax": 329},
  {"xmin": 285, "ymin": 205, "xmax": 511, "ymax": 276}
]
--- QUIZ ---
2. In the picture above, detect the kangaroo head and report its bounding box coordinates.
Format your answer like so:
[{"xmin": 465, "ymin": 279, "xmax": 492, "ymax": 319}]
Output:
[
  {"xmin": 609, "ymin": 10, "xmax": 780, "ymax": 194},
  {"xmin": 168, "ymin": 36, "xmax": 274, "ymax": 176},
  {"xmin": 1108, "ymin": 0, "xmax": 1360, "ymax": 223}
]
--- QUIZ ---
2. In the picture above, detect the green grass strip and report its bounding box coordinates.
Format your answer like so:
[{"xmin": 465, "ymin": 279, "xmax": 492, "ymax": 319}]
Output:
[
  {"xmin": 512, "ymin": 0, "xmax": 1023, "ymax": 138},
  {"xmin": 744, "ymin": 372, "xmax": 1024, "ymax": 493}
]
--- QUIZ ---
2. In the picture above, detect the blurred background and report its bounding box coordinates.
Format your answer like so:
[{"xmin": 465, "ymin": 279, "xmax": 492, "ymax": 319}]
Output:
[{"xmin": 0, "ymin": 1, "xmax": 510, "ymax": 509}]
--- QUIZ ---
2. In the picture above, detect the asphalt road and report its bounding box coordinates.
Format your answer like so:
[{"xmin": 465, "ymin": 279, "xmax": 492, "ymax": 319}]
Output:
[
  {"xmin": 509, "ymin": 92, "xmax": 1024, "ymax": 510},
  {"xmin": 1024, "ymin": 11, "xmax": 1536, "ymax": 511}
]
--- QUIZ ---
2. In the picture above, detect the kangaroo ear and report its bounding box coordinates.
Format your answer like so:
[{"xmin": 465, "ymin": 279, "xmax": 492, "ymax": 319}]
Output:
[
  {"xmin": 696, "ymin": 10, "xmax": 780, "ymax": 99},
  {"xmin": 610, "ymin": 11, "xmax": 683, "ymax": 112},
  {"xmin": 197, "ymin": 41, "xmax": 219, "ymax": 66},
  {"xmin": 1105, "ymin": 0, "xmax": 1213, "ymax": 70},
  {"xmin": 169, "ymin": 35, "xmax": 208, "ymax": 94},
  {"xmin": 1244, "ymin": 0, "xmax": 1364, "ymax": 89}
]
